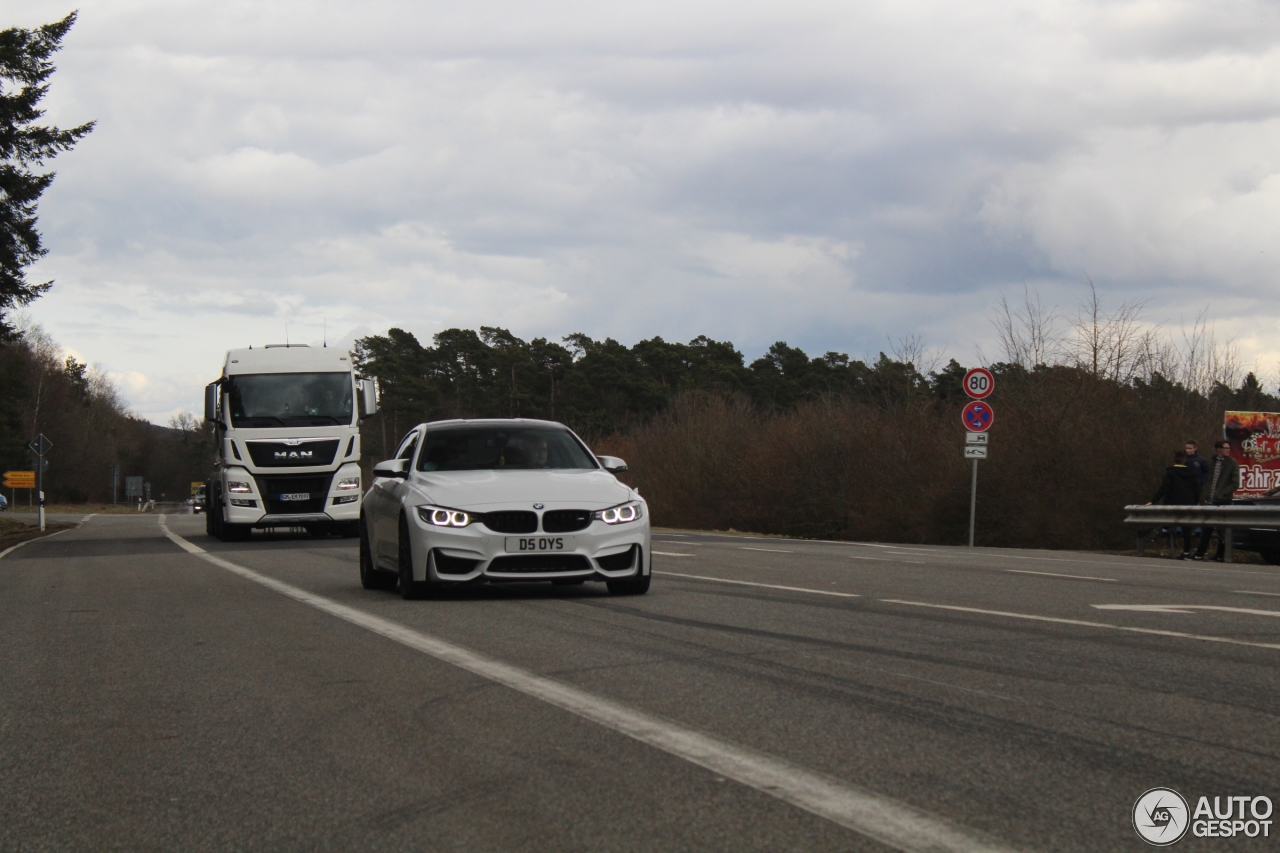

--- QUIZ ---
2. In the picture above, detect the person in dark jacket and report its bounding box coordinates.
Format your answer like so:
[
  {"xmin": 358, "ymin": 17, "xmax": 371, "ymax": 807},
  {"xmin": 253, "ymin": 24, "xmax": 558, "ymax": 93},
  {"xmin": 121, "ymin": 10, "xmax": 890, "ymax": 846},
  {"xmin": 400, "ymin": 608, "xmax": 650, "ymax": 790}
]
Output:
[
  {"xmin": 1194, "ymin": 440, "xmax": 1241, "ymax": 561},
  {"xmin": 1147, "ymin": 451, "xmax": 1201, "ymax": 558},
  {"xmin": 1184, "ymin": 440, "xmax": 1209, "ymax": 501}
]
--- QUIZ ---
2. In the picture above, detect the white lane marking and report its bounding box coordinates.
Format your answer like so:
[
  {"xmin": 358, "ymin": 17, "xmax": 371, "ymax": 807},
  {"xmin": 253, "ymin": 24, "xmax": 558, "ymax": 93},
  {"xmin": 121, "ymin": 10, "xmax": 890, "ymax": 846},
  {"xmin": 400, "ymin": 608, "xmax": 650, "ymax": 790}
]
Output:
[
  {"xmin": 653, "ymin": 551, "xmax": 695, "ymax": 557},
  {"xmin": 880, "ymin": 599, "xmax": 1280, "ymax": 651},
  {"xmin": 654, "ymin": 571, "xmax": 861, "ymax": 599},
  {"xmin": 1236, "ymin": 590, "xmax": 1280, "ymax": 597},
  {"xmin": 849, "ymin": 555, "xmax": 891, "ymax": 562},
  {"xmin": 741, "ymin": 547, "xmax": 794, "ymax": 553},
  {"xmin": 157, "ymin": 520, "xmax": 1017, "ymax": 853},
  {"xmin": 1006, "ymin": 570, "xmax": 1117, "ymax": 583},
  {"xmin": 0, "ymin": 512, "xmax": 82, "ymax": 558},
  {"xmin": 1093, "ymin": 604, "xmax": 1280, "ymax": 619},
  {"xmin": 0, "ymin": 528, "xmax": 73, "ymax": 560}
]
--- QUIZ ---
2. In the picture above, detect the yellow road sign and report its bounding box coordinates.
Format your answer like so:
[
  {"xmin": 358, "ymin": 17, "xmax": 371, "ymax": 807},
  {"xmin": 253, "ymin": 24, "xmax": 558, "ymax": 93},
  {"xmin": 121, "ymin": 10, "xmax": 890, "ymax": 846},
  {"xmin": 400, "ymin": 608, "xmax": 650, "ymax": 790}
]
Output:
[
  {"xmin": 4, "ymin": 471, "xmax": 34, "ymax": 480},
  {"xmin": 4, "ymin": 478, "xmax": 35, "ymax": 489},
  {"xmin": 191, "ymin": 481, "xmax": 205, "ymax": 496}
]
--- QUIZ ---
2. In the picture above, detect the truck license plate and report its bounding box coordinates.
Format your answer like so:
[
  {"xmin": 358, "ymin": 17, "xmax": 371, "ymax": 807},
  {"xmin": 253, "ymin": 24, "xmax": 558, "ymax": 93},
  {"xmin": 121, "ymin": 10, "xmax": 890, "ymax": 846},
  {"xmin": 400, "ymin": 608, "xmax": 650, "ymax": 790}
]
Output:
[
  {"xmin": 280, "ymin": 492, "xmax": 309, "ymax": 501},
  {"xmin": 505, "ymin": 536, "xmax": 575, "ymax": 553}
]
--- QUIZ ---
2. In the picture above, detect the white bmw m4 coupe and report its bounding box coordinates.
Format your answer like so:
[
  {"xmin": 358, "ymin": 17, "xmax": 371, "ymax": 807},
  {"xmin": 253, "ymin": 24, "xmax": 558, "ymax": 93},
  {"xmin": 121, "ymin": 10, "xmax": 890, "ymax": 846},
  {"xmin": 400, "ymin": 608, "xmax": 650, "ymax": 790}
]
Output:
[{"xmin": 359, "ymin": 419, "xmax": 651, "ymax": 599}]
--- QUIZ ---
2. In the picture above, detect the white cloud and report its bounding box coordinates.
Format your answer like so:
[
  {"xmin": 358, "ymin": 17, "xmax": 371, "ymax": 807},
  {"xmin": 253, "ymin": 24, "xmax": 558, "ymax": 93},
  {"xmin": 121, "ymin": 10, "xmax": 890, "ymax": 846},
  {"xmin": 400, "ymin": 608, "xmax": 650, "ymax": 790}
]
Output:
[{"xmin": 9, "ymin": 0, "xmax": 1280, "ymax": 420}]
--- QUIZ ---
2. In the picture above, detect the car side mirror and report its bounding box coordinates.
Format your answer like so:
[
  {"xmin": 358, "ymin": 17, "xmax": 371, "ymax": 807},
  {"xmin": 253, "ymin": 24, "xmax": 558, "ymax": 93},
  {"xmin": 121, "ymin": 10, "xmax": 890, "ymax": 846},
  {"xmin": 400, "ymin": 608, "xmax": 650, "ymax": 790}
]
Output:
[
  {"xmin": 597, "ymin": 455, "xmax": 627, "ymax": 474},
  {"xmin": 204, "ymin": 382, "xmax": 219, "ymax": 423},
  {"xmin": 373, "ymin": 458, "xmax": 409, "ymax": 479},
  {"xmin": 358, "ymin": 378, "xmax": 378, "ymax": 418}
]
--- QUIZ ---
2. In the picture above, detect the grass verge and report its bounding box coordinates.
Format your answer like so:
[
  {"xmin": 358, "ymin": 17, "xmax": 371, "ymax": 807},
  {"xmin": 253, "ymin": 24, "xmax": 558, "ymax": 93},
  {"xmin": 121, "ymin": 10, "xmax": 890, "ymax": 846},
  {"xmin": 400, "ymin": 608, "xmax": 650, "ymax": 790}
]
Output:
[{"xmin": 0, "ymin": 517, "xmax": 75, "ymax": 552}]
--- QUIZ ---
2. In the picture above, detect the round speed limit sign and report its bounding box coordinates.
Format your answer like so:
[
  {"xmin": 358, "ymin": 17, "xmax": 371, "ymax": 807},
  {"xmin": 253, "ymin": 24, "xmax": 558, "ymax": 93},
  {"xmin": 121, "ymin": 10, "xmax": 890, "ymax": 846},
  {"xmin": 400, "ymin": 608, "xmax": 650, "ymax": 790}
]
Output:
[{"xmin": 962, "ymin": 367, "xmax": 994, "ymax": 400}]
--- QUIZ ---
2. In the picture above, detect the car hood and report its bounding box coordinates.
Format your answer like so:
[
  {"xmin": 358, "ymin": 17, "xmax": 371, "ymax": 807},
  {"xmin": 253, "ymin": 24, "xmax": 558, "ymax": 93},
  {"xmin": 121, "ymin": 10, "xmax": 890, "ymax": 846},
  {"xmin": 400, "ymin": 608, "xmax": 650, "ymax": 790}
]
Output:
[{"xmin": 412, "ymin": 469, "xmax": 635, "ymax": 510}]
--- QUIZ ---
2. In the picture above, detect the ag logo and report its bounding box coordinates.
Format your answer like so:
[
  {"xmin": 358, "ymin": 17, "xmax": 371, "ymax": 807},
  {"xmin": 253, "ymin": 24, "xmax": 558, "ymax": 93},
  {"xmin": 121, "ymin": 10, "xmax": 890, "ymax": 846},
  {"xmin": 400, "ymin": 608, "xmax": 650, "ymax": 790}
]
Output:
[{"xmin": 1133, "ymin": 788, "xmax": 1189, "ymax": 846}]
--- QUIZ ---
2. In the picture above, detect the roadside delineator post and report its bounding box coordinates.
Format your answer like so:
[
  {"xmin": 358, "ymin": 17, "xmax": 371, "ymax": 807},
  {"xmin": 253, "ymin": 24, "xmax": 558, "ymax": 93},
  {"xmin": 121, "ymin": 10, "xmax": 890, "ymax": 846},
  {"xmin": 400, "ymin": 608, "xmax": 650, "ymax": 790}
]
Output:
[{"xmin": 28, "ymin": 434, "xmax": 52, "ymax": 532}]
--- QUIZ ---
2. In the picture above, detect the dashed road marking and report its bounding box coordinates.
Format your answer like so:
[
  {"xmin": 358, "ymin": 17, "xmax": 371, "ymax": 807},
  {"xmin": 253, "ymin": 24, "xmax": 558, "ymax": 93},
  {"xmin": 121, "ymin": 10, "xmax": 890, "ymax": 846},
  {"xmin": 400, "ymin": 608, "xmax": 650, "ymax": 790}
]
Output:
[
  {"xmin": 880, "ymin": 599, "xmax": 1280, "ymax": 651},
  {"xmin": 1093, "ymin": 604, "xmax": 1280, "ymax": 618},
  {"xmin": 655, "ymin": 571, "xmax": 860, "ymax": 598},
  {"xmin": 1006, "ymin": 569, "xmax": 1117, "ymax": 582}
]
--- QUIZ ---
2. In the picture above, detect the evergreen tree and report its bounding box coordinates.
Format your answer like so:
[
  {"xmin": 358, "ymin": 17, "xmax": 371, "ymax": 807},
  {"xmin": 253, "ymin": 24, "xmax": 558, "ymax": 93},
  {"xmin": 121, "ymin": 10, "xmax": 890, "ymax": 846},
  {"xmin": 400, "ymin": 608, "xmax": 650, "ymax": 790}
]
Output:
[{"xmin": 0, "ymin": 12, "xmax": 93, "ymax": 337}]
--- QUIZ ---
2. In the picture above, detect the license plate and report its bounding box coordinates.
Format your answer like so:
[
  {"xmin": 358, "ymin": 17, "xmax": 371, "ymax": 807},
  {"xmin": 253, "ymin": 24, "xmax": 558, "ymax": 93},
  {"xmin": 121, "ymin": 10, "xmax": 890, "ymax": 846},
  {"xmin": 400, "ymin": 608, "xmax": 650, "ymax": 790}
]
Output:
[
  {"xmin": 505, "ymin": 536, "xmax": 575, "ymax": 553},
  {"xmin": 279, "ymin": 492, "xmax": 309, "ymax": 501}
]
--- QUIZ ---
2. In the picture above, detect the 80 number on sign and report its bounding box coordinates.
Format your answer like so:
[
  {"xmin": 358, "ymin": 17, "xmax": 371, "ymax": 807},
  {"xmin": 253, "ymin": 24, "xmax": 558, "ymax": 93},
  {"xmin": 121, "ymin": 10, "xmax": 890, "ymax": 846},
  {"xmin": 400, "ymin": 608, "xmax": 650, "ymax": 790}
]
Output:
[{"xmin": 962, "ymin": 367, "xmax": 994, "ymax": 400}]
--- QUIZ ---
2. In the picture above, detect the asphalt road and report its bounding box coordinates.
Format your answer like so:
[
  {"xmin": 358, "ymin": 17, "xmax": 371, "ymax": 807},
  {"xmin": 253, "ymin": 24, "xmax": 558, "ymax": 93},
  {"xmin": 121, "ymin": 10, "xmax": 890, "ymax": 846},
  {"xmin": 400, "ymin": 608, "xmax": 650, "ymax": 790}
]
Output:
[{"xmin": 2, "ymin": 514, "xmax": 1278, "ymax": 852}]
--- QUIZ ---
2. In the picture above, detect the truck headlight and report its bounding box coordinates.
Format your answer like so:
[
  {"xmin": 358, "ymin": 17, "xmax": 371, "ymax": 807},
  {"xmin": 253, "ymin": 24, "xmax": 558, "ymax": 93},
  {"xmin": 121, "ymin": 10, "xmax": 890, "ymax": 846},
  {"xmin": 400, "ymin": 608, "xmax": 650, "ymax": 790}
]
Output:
[
  {"xmin": 594, "ymin": 501, "xmax": 643, "ymax": 525},
  {"xmin": 417, "ymin": 505, "xmax": 473, "ymax": 527},
  {"xmin": 227, "ymin": 480, "xmax": 253, "ymax": 494},
  {"xmin": 336, "ymin": 477, "xmax": 360, "ymax": 490}
]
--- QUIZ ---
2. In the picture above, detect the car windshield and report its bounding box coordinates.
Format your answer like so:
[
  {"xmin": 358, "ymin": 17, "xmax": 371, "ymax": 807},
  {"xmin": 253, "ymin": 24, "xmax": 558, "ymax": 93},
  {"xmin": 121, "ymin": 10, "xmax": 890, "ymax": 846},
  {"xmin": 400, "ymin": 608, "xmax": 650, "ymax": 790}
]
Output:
[
  {"xmin": 417, "ymin": 426, "xmax": 598, "ymax": 471},
  {"xmin": 225, "ymin": 373, "xmax": 353, "ymax": 427}
]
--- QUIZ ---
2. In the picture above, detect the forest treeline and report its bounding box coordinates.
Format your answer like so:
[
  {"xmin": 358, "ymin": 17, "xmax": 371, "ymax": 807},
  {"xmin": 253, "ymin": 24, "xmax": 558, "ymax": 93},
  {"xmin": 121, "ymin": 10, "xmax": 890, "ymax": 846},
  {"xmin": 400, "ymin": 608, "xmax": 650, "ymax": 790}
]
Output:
[
  {"xmin": 352, "ymin": 326, "xmax": 971, "ymax": 446},
  {"xmin": 0, "ymin": 324, "xmax": 208, "ymax": 504},
  {"xmin": 354, "ymin": 293, "xmax": 1278, "ymax": 551},
  {"xmin": 5, "ymin": 284, "xmax": 1272, "ymax": 553}
]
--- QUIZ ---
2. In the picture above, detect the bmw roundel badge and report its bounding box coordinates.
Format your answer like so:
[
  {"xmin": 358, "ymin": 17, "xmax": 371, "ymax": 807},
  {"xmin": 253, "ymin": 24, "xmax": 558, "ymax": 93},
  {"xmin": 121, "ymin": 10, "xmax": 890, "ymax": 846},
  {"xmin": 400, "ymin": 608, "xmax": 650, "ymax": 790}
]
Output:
[{"xmin": 533, "ymin": 503, "xmax": 544, "ymax": 509}]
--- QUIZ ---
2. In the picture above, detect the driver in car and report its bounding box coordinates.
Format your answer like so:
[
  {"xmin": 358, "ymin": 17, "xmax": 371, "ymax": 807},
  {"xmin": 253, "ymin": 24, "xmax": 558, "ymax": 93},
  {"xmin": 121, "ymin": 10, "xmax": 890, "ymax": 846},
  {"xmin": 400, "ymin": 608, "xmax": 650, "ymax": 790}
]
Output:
[{"xmin": 526, "ymin": 436, "xmax": 550, "ymax": 469}]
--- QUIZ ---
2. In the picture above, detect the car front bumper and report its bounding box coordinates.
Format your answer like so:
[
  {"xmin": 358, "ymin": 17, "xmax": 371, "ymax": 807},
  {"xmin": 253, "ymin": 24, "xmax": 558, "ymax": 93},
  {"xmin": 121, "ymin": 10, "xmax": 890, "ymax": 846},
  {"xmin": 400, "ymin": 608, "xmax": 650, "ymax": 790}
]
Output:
[{"xmin": 406, "ymin": 512, "xmax": 651, "ymax": 583}]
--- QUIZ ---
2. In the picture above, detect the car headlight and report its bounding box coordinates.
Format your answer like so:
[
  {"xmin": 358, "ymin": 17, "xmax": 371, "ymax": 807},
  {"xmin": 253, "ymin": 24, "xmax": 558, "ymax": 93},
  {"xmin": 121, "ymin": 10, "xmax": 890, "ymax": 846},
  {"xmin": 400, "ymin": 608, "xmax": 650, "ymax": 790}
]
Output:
[
  {"xmin": 594, "ymin": 501, "xmax": 643, "ymax": 525},
  {"xmin": 417, "ymin": 505, "xmax": 473, "ymax": 527},
  {"xmin": 227, "ymin": 480, "xmax": 253, "ymax": 494},
  {"xmin": 336, "ymin": 476, "xmax": 360, "ymax": 490}
]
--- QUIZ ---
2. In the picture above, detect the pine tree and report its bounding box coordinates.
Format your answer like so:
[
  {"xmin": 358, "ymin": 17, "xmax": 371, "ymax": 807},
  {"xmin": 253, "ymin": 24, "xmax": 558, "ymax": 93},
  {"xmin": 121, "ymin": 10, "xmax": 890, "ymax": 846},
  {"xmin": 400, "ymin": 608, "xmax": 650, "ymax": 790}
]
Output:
[{"xmin": 0, "ymin": 12, "xmax": 93, "ymax": 338}]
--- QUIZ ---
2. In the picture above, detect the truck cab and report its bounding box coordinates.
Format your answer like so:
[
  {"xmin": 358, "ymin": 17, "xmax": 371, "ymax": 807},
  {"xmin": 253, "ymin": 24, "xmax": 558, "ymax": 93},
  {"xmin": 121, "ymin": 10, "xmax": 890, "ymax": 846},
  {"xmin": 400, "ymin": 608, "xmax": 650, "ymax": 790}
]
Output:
[{"xmin": 203, "ymin": 344, "xmax": 377, "ymax": 540}]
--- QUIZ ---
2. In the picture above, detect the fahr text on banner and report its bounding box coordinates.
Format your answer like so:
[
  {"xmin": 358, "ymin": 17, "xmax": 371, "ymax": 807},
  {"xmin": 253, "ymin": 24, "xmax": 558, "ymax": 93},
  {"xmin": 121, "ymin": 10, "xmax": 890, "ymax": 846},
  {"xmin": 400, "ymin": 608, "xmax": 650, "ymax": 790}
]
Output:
[{"xmin": 1225, "ymin": 412, "xmax": 1280, "ymax": 496}]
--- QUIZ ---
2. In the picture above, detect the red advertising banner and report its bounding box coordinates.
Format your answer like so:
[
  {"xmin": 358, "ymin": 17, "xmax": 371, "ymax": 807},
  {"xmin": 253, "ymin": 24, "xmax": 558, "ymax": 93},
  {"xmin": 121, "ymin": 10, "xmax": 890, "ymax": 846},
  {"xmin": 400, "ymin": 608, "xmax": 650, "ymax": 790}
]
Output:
[{"xmin": 1224, "ymin": 411, "xmax": 1280, "ymax": 497}]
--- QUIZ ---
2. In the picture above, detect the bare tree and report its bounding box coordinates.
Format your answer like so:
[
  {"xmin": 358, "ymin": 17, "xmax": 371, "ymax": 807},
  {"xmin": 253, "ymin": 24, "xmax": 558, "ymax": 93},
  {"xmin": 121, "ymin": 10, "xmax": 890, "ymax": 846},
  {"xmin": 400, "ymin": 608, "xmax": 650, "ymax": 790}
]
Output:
[
  {"xmin": 992, "ymin": 284, "xmax": 1061, "ymax": 368},
  {"xmin": 1065, "ymin": 279, "xmax": 1153, "ymax": 383}
]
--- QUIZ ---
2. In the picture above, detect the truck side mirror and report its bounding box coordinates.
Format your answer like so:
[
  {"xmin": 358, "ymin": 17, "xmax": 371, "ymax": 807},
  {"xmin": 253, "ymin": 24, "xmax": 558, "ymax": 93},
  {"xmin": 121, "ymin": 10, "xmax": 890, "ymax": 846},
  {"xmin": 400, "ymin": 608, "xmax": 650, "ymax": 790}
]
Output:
[
  {"xmin": 204, "ymin": 383, "xmax": 219, "ymax": 423},
  {"xmin": 358, "ymin": 379, "xmax": 378, "ymax": 418}
]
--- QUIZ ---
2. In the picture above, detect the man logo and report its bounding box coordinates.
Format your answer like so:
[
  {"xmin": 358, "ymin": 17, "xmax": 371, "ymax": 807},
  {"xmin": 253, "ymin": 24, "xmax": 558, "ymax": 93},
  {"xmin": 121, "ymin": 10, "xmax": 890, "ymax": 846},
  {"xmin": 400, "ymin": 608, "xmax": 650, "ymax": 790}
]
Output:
[
  {"xmin": 1134, "ymin": 788, "xmax": 1190, "ymax": 846},
  {"xmin": 274, "ymin": 450, "xmax": 314, "ymax": 460}
]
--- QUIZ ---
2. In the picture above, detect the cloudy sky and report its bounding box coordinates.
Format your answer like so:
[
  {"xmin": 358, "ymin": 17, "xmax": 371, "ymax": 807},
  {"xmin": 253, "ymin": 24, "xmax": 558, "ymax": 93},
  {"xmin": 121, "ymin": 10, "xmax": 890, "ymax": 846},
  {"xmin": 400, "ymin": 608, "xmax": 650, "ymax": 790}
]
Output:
[{"xmin": 9, "ymin": 0, "xmax": 1280, "ymax": 421}]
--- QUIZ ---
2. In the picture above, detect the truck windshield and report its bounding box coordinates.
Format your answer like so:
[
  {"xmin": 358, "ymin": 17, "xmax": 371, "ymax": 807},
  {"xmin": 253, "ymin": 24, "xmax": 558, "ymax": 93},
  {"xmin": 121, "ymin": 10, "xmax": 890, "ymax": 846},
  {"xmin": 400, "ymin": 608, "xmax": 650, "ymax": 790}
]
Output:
[
  {"xmin": 225, "ymin": 373, "xmax": 353, "ymax": 427},
  {"xmin": 417, "ymin": 426, "xmax": 598, "ymax": 471}
]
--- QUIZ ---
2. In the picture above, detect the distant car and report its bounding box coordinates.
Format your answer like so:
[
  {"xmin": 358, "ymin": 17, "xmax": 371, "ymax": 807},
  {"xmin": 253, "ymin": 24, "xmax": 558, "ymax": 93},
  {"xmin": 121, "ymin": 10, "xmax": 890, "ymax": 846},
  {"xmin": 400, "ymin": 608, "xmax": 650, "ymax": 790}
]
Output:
[
  {"xmin": 0, "ymin": 493, "xmax": 7, "ymax": 512},
  {"xmin": 360, "ymin": 419, "xmax": 651, "ymax": 598},
  {"xmin": 191, "ymin": 485, "xmax": 207, "ymax": 514}
]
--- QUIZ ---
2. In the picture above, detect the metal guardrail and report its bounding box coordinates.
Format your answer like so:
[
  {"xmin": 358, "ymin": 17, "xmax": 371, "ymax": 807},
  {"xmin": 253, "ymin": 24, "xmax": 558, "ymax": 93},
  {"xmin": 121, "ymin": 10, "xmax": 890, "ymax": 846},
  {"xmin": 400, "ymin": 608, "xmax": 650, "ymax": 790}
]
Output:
[{"xmin": 1122, "ymin": 504, "xmax": 1280, "ymax": 560}]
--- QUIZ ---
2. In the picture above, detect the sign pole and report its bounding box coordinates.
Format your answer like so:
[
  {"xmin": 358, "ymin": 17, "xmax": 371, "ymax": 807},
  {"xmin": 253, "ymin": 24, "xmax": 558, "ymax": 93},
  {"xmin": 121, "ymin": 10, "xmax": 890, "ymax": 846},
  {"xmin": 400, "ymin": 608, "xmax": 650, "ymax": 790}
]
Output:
[
  {"xmin": 961, "ymin": 368, "xmax": 995, "ymax": 549},
  {"xmin": 36, "ymin": 448, "xmax": 44, "ymax": 532},
  {"xmin": 968, "ymin": 458, "xmax": 978, "ymax": 547}
]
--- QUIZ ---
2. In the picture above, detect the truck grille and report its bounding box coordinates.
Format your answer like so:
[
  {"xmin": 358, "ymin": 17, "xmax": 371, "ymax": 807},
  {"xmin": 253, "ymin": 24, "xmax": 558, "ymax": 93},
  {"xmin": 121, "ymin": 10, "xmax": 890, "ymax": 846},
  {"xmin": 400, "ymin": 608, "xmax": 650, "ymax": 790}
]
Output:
[
  {"xmin": 254, "ymin": 473, "xmax": 334, "ymax": 515},
  {"xmin": 246, "ymin": 439, "xmax": 341, "ymax": 468},
  {"xmin": 481, "ymin": 511, "xmax": 538, "ymax": 534},
  {"xmin": 542, "ymin": 509, "xmax": 592, "ymax": 533},
  {"xmin": 488, "ymin": 554, "xmax": 593, "ymax": 573}
]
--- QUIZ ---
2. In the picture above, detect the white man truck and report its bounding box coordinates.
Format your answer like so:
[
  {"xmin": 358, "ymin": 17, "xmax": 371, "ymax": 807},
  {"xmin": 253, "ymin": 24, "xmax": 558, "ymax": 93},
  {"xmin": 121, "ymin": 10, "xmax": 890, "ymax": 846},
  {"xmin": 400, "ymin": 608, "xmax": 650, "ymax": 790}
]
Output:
[{"xmin": 203, "ymin": 344, "xmax": 377, "ymax": 541}]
